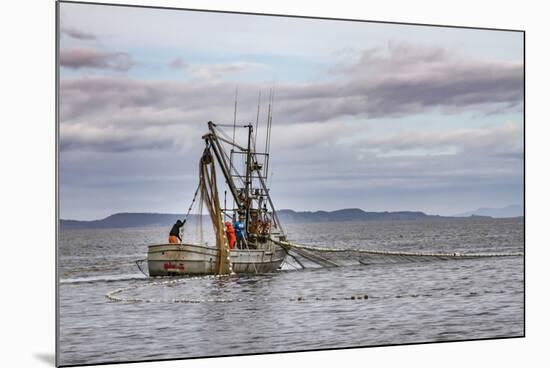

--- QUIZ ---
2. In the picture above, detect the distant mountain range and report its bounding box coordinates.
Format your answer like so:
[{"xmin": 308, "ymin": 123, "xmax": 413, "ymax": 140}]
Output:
[
  {"xmin": 60, "ymin": 206, "xmax": 522, "ymax": 230},
  {"xmin": 277, "ymin": 209, "xmax": 442, "ymax": 223},
  {"xmin": 454, "ymin": 204, "xmax": 523, "ymax": 218},
  {"xmin": 60, "ymin": 213, "xmax": 195, "ymax": 230}
]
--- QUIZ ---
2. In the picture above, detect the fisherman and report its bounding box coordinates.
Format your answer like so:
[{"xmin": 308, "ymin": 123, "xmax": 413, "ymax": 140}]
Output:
[
  {"xmin": 168, "ymin": 219, "xmax": 186, "ymax": 244},
  {"xmin": 233, "ymin": 215, "xmax": 247, "ymax": 249},
  {"xmin": 224, "ymin": 221, "xmax": 236, "ymax": 249}
]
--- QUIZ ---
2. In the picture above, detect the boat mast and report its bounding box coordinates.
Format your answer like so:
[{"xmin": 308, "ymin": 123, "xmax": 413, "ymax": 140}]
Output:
[
  {"xmin": 201, "ymin": 91, "xmax": 286, "ymax": 242},
  {"xmin": 245, "ymin": 123, "xmax": 253, "ymax": 233}
]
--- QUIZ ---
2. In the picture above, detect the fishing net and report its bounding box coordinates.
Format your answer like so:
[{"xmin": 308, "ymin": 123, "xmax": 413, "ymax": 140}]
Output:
[
  {"xmin": 199, "ymin": 148, "xmax": 232, "ymax": 274},
  {"xmin": 271, "ymin": 239, "xmax": 523, "ymax": 269}
]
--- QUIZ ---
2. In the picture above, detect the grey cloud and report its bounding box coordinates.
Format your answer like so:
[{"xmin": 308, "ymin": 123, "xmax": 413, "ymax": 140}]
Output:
[
  {"xmin": 332, "ymin": 42, "xmax": 523, "ymax": 118},
  {"xmin": 59, "ymin": 71, "xmax": 523, "ymax": 154},
  {"xmin": 61, "ymin": 26, "xmax": 96, "ymax": 40},
  {"xmin": 168, "ymin": 58, "xmax": 267, "ymax": 78},
  {"xmin": 59, "ymin": 75, "xmax": 299, "ymax": 153},
  {"xmin": 274, "ymin": 143, "xmax": 522, "ymax": 202},
  {"xmin": 59, "ymin": 43, "xmax": 523, "ymax": 153},
  {"xmin": 270, "ymin": 143, "xmax": 522, "ymax": 215},
  {"xmin": 59, "ymin": 77, "xmax": 241, "ymax": 127},
  {"xmin": 60, "ymin": 122, "xmax": 201, "ymax": 153},
  {"xmin": 357, "ymin": 124, "xmax": 523, "ymax": 158},
  {"xmin": 59, "ymin": 78, "xmax": 218, "ymax": 152},
  {"xmin": 60, "ymin": 43, "xmax": 523, "ymax": 124},
  {"xmin": 272, "ymin": 42, "xmax": 523, "ymax": 122},
  {"xmin": 60, "ymin": 48, "xmax": 133, "ymax": 71},
  {"xmin": 269, "ymin": 122, "xmax": 342, "ymax": 150},
  {"xmin": 168, "ymin": 57, "xmax": 187, "ymax": 69},
  {"xmin": 187, "ymin": 62, "xmax": 268, "ymax": 80},
  {"xmin": 268, "ymin": 122, "xmax": 523, "ymax": 208}
]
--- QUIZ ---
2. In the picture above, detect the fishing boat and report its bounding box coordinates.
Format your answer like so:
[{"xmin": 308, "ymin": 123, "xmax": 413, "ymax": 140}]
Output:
[{"xmin": 147, "ymin": 117, "xmax": 289, "ymax": 276}]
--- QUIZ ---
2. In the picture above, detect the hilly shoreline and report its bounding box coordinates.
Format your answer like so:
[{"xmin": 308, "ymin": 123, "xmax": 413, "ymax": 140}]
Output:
[{"xmin": 58, "ymin": 208, "xmax": 523, "ymax": 230}]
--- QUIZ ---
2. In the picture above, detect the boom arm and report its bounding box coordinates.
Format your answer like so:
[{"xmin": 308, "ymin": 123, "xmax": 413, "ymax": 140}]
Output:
[{"xmin": 203, "ymin": 122, "xmax": 242, "ymax": 210}]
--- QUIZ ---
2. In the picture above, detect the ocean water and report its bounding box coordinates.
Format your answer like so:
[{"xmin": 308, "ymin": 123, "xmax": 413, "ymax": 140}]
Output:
[{"xmin": 58, "ymin": 218, "xmax": 524, "ymax": 366}]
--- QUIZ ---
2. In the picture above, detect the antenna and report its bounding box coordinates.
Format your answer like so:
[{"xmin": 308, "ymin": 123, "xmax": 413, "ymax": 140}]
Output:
[
  {"xmin": 264, "ymin": 87, "xmax": 274, "ymax": 178},
  {"xmin": 267, "ymin": 88, "xmax": 274, "ymax": 155},
  {"xmin": 254, "ymin": 90, "xmax": 261, "ymax": 151},
  {"xmin": 230, "ymin": 87, "xmax": 238, "ymax": 214},
  {"xmin": 232, "ymin": 87, "xmax": 238, "ymax": 145},
  {"xmin": 264, "ymin": 88, "xmax": 272, "ymax": 155}
]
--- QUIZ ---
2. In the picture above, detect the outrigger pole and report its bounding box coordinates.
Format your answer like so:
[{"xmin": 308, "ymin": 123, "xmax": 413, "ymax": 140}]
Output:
[{"xmin": 245, "ymin": 123, "xmax": 252, "ymax": 233}]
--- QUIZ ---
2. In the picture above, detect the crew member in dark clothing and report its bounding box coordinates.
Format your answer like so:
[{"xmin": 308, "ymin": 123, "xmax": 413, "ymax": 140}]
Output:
[{"xmin": 168, "ymin": 219, "xmax": 185, "ymax": 244}]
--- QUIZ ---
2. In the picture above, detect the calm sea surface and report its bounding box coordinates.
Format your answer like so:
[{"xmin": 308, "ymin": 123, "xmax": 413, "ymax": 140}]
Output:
[{"xmin": 58, "ymin": 218, "xmax": 524, "ymax": 366}]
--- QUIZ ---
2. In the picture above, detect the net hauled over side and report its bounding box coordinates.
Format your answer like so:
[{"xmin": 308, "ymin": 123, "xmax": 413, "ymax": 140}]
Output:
[{"xmin": 271, "ymin": 238, "xmax": 523, "ymax": 268}]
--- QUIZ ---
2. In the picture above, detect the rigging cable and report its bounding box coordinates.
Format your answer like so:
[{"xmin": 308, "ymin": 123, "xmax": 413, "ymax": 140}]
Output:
[{"xmin": 180, "ymin": 182, "xmax": 201, "ymax": 239}]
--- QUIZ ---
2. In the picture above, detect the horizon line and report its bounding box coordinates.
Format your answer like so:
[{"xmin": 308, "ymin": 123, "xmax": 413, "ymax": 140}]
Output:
[{"xmin": 60, "ymin": 204, "xmax": 523, "ymax": 222}]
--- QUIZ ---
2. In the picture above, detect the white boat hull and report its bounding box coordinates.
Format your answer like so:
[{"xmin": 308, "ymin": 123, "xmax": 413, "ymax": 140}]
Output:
[{"xmin": 147, "ymin": 241, "xmax": 287, "ymax": 276}]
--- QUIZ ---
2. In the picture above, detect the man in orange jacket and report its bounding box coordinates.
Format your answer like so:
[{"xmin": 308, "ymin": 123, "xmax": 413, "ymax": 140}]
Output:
[{"xmin": 224, "ymin": 221, "xmax": 236, "ymax": 249}]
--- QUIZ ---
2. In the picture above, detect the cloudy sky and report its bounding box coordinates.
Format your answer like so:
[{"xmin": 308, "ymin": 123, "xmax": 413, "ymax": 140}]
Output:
[{"xmin": 58, "ymin": 2, "xmax": 524, "ymax": 220}]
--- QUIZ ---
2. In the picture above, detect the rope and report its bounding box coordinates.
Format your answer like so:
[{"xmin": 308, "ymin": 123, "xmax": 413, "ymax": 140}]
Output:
[
  {"xmin": 282, "ymin": 247, "xmax": 305, "ymax": 269},
  {"xmin": 241, "ymin": 237, "xmax": 258, "ymax": 274},
  {"xmin": 184, "ymin": 183, "xmax": 200, "ymax": 221},
  {"xmin": 135, "ymin": 259, "xmax": 148, "ymax": 277},
  {"xmin": 180, "ymin": 182, "xmax": 201, "ymax": 239}
]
